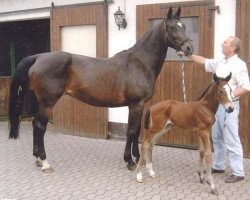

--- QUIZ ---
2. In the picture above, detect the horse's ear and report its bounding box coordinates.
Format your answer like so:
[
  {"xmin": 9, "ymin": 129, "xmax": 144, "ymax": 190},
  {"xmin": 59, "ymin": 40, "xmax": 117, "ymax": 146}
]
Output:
[
  {"xmin": 166, "ymin": 7, "xmax": 173, "ymax": 19},
  {"xmin": 175, "ymin": 7, "xmax": 181, "ymax": 18}
]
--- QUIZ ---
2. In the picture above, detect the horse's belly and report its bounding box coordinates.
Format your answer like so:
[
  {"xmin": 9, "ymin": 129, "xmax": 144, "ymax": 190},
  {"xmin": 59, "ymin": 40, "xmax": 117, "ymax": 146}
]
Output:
[{"xmin": 66, "ymin": 89, "xmax": 127, "ymax": 107}]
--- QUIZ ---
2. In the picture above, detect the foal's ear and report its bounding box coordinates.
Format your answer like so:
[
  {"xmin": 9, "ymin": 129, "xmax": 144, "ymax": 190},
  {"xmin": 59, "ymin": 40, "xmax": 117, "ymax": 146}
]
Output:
[
  {"xmin": 213, "ymin": 73, "xmax": 220, "ymax": 84},
  {"xmin": 224, "ymin": 72, "xmax": 232, "ymax": 82},
  {"xmin": 166, "ymin": 7, "xmax": 173, "ymax": 19},
  {"xmin": 175, "ymin": 7, "xmax": 181, "ymax": 18},
  {"xmin": 213, "ymin": 72, "xmax": 232, "ymax": 84}
]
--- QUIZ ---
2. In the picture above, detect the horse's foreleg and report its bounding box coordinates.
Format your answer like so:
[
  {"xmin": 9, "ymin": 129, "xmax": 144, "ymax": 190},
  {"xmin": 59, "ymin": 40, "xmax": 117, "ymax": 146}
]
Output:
[
  {"xmin": 124, "ymin": 102, "xmax": 144, "ymax": 170},
  {"xmin": 200, "ymin": 131, "xmax": 218, "ymax": 195},
  {"xmin": 33, "ymin": 113, "xmax": 53, "ymax": 173}
]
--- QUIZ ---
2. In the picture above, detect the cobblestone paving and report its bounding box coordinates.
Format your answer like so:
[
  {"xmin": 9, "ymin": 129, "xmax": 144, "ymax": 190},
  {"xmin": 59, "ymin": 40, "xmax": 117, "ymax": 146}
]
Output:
[{"xmin": 0, "ymin": 121, "xmax": 250, "ymax": 200}]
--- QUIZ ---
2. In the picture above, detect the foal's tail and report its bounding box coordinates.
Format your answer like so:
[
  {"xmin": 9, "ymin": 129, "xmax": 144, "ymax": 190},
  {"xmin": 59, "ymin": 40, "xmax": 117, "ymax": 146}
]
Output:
[
  {"xmin": 144, "ymin": 109, "xmax": 151, "ymax": 129},
  {"xmin": 9, "ymin": 55, "xmax": 37, "ymax": 139}
]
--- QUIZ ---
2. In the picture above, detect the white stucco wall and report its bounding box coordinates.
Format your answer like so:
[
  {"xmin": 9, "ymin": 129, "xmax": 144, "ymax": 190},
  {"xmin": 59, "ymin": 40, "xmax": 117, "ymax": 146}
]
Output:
[
  {"xmin": 0, "ymin": 0, "xmax": 236, "ymax": 123},
  {"xmin": 214, "ymin": 0, "xmax": 236, "ymax": 59}
]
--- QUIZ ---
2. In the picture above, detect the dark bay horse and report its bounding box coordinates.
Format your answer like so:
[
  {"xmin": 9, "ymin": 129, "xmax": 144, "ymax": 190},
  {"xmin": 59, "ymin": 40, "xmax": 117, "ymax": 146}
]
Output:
[
  {"xmin": 136, "ymin": 73, "xmax": 233, "ymax": 195},
  {"xmin": 8, "ymin": 7, "xmax": 193, "ymax": 172}
]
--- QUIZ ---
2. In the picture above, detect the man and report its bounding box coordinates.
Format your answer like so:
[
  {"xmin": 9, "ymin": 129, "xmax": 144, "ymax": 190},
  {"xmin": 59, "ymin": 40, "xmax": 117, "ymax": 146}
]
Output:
[{"xmin": 178, "ymin": 36, "xmax": 250, "ymax": 183}]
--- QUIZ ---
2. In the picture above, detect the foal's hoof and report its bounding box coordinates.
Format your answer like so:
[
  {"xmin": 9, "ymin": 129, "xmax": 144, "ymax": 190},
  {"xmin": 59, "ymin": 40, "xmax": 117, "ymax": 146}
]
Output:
[
  {"xmin": 199, "ymin": 177, "xmax": 206, "ymax": 184},
  {"xmin": 137, "ymin": 174, "xmax": 143, "ymax": 183},
  {"xmin": 198, "ymin": 172, "xmax": 205, "ymax": 183},
  {"xmin": 150, "ymin": 174, "xmax": 156, "ymax": 179},
  {"xmin": 211, "ymin": 188, "xmax": 218, "ymax": 195},
  {"xmin": 127, "ymin": 162, "xmax": 137, "ymax": 171},
  {"xmin": 137, "ymin": 178, "xmax": 143, "ymax": 183},
  {"xmin": 42, "ymin": 166, "xmax": 54, "ymax": 173}
]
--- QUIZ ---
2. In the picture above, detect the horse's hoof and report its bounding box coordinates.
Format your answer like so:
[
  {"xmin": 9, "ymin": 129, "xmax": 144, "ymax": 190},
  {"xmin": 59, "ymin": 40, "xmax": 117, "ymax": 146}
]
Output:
[
  {"xmin": 127, "ymin": 162, "xmax": 137, "ymax": 171},
  {"xmin": 42, "ymin": 166, "xmax": 54, "ymax": 173},
  {"xmin": 211, "ymin": 188, "xmax": 218, "ymax": 195},
  {"xmin": 36, "ymin": 160, "xmax": 43, "ymax": 167}
]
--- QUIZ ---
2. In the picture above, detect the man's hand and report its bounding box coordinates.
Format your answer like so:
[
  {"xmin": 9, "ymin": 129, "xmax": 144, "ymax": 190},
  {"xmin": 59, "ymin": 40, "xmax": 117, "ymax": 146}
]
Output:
[{"xmin": 176, "ymin": 51, "xmax": 185, "ymax": 56}]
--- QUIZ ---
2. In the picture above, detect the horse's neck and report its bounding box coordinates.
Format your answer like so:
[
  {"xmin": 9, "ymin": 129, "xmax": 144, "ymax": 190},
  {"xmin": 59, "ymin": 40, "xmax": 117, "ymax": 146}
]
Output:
[
  {"xmin": 132, "ymin": 22, "xmax": 168, "ymax": 79},
  {"xmin": 200, "ymin": 84, "xmax": 219, "ymax": 114}
]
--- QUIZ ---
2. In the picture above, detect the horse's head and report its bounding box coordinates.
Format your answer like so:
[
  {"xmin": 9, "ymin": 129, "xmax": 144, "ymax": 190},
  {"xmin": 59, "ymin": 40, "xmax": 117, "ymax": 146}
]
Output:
[
  {"xmin": 213, "ymin": 72, "xmax": 234, "ymax": 113},
  {"xmin": 164, "ymin": 7, "xmax": 194, "ymax": 56}
]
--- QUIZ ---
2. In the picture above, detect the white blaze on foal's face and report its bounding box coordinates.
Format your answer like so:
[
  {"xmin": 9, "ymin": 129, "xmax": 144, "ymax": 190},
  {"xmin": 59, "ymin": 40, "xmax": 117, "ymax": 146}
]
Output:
[{"xmin": 223, "ymin": 84, "xmax": 233, "ymax": 102}]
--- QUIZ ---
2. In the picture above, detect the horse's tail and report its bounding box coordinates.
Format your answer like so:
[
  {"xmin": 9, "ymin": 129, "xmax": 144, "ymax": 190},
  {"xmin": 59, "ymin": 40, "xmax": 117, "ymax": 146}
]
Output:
[
  {"xmin": 9, "ymin": 55, "xmax": 37, "ymax": 139},
  {"xmin": 144, "ymin": 109, "xmax": 151, "ymax": 129}
]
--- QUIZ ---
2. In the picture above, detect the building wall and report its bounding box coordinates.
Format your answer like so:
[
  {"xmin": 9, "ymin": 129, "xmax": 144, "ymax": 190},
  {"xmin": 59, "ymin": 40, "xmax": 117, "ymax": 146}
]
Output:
[{"xmin": 0, "ymin": 0, "xmax": 236, "ymax": 124}]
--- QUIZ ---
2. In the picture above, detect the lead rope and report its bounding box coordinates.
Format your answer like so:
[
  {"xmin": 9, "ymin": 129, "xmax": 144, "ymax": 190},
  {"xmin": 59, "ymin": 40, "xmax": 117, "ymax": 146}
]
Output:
[{"xmin": 179, "ymin": 55, "xmax": 187, "ymax": 102}]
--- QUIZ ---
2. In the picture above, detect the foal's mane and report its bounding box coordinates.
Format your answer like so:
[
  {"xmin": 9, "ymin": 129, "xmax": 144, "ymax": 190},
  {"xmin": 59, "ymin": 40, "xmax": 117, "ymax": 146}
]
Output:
[{"xmin": 196, "ymin": 82, "xmax": 214, "ymax": 101}]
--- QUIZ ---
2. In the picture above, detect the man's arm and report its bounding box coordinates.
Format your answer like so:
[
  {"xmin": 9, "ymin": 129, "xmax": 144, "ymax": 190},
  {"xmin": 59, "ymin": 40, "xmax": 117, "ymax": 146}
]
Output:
[
  {"xmin": 188, "ymin": 55, "xmax": 206, "ymax": 65},
  {"xmin": 177, "ymin": 51, "xmax": 206, "ymax": 65},
  {"xmin": 234, "ymin": 87, "xmax": 249, "ymax": 98}
]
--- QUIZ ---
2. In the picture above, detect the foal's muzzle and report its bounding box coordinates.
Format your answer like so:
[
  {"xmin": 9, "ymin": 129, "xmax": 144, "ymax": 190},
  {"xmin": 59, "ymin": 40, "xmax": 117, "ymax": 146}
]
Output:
[
  {"xmin": 225, "ymin": 102, "xmax": 234, "ymax": 113},
  {"xmin": 226, "ymin": 106, "xmax": 234, "ymax": 113}
]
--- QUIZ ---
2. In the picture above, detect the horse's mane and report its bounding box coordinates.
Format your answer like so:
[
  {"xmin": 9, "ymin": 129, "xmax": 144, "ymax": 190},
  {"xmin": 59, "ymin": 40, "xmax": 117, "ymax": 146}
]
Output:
[
  {"xmin": 133, "ymin": 20, "xmax": 164, "ymax": 49},
  {"xmin": 196, "ymin": 82, "xmax": 214, "ymax": 101}
]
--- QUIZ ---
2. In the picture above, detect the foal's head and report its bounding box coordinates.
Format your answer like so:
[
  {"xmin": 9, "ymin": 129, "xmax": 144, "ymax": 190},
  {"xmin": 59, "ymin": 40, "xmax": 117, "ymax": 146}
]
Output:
[
  {"xmin": 213, "ymin": 72, "xmax": 234, "ymax": 113},
  {"xmin": 164, "ymin": 7, "xmax": 194, "ymax": 56}
]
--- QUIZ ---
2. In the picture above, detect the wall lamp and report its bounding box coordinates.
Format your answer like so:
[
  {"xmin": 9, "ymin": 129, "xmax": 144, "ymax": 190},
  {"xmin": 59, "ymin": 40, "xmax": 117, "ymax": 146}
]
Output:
[{"xmin": 114, "ymin": 6, "xmax": 127, "ymax": 30}]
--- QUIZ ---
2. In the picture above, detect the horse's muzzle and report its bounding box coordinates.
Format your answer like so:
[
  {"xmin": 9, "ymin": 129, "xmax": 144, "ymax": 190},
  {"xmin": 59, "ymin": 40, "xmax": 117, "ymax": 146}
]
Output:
[{"xmin": 182, "ymin": 42, "xmax": 194, "ymax": 56}]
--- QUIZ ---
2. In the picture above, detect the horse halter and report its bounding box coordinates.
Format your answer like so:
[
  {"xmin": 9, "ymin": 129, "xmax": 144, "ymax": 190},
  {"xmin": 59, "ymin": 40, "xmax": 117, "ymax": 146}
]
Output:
[
  {"xmin": 164, "ymin": 21, "xmax": 192, "ymax": 51},
  {"xmin": 226, "ymin": 83, "xmax": 235, "ymax": 100}
]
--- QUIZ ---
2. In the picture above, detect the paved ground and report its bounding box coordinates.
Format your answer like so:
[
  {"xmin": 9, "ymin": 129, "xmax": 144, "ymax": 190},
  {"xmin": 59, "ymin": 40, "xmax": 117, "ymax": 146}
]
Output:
[{"xmin": 0, "ymin": 121, "xmax": 250, "ymax": 200}]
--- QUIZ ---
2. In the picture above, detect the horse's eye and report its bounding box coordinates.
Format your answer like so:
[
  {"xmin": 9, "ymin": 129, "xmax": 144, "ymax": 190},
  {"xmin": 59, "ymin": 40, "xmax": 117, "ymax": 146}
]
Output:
[
  {"xmin": 218, "ymin": 90, "xmax": 223, "ymax": 94},
  {"xmin": 170, "ymin": 26, "xmax": 176, "ymax": 30}
]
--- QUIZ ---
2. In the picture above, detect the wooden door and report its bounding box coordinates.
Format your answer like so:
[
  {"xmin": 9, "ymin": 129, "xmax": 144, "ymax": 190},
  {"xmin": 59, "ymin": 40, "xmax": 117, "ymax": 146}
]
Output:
[
  {"xmin": 50, "ymin": 3, "xmax": 108, "ymax": 138},
  {"xmin": 236, "ymin": 0, "xmax": 250, "ymax": 158},
  {"xmin": 0, "ymin": 77, "xmax": 11, "ymax": 117},
  {"xmin": 138, "ymin": 1, "xmax": 215, "ymax": 149}
]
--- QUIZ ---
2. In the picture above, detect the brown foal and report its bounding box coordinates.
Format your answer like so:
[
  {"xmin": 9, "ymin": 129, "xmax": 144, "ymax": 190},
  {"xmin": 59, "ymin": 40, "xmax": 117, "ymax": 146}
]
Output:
[{"xmin": 136, "ymin": 73, "xmax": 233, "ymax": 195}]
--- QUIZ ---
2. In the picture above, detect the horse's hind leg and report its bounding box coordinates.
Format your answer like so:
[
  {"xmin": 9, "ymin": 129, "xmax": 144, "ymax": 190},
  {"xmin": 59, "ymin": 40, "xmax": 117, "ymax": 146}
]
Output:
[
  {"xmin": 124, "ymin": 102, "xmax": 144, "ymax": 170},
  {"xmin": 33, "ymin": 106, "xmax": 53, "ymax": 173}
]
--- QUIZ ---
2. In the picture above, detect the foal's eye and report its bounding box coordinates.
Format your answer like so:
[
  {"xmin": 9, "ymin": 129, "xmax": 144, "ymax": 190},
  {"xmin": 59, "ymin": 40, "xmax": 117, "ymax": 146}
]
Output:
[
  {"xmin": 218, "ymin": 90, "xmax": 223, "ymax": 94},
  {"xmin": 170, "ymin": 26, "xmax": 176, "ymax": 30}
]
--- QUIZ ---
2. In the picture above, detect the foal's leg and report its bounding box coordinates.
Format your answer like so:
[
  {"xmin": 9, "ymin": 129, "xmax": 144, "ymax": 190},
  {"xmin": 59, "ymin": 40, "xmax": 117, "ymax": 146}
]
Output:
[
  {"xmin": 33, "ymin": 107, "xmax": 53, "ymax": 173},
  {"xmin": 136, "ymin": 122, "xmax": 172, "ymax": 182},
  {"xmin": 136, "ymin": 137, "xmax": 147, "ymax": 183},
  {"xmin": 136, "ymin": 133, "xmax": 154, "ymax": 182},
  {"xmin": 200, "ymin": 131, "xmax": 218, "ymax": 195},
  {"xmin": 124, "ymin": 102, "xmax": 144, "ymax": 170},
  {"xmin": 198, "ymin": 137, "xmax": 206, "ymax": 183},
  {"xmin": 146, "ymin": 123, "xmax": 173, "ymax": 179}
]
